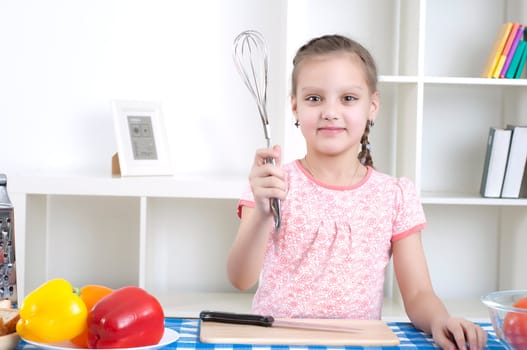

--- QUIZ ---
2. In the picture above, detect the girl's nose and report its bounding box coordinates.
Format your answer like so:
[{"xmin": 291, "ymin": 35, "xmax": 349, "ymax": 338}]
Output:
[
  {"xmin": 323, "ymin": 112, "xmax": 338, "ymax": 120},
  {"xmin": 322, "ymin": 100, "xmax": 339, "ymax": 120}
]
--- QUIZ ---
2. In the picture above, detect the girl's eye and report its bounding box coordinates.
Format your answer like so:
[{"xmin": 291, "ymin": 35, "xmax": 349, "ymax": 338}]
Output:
[
  {"xmin": 343, "ymin": 95, "xmax": 357, "ymax": 102},
  {"xmin": 306, "ymin": 95, "xmax": 321, "ymax": 102}
]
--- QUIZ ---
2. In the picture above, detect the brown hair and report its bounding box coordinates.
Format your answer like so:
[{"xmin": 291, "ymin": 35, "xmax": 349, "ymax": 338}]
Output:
[{"xmin": 291, "ymin": 34, "xmax": 378, "ymax": 167}]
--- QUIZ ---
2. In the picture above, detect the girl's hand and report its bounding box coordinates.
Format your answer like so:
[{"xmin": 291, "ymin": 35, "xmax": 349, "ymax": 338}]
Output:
[
  {"xmin": 249, "ymin": 145, "xmax": 286, "ymax": 216},
  {"xmin": 431, "ymin": 317, "xmax": 487, "ymax": 350}
]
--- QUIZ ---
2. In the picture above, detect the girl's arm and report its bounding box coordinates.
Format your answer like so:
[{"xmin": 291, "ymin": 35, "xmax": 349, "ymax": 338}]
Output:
[
  {"xmin": 393, "ymin": 232, "xmax": 487, "ymax": 350},
  {"xmin": 227, "ymin": 145, "xmax": 286, "ymax": 291},
  {"xmin": 227, "ymin": 206, "xmax": 273, "ymax": 290}
]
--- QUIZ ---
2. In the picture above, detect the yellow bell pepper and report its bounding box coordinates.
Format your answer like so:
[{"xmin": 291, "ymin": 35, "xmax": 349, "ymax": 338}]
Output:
[{"xmin": 16, "ymin": 278, "xmax": 88, "ymax": 343}]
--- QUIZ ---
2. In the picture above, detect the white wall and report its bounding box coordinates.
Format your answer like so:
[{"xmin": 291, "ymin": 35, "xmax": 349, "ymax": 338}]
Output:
[{"xmin": 0, "ymin": 0, "xmax": 288, "ymax": 178}]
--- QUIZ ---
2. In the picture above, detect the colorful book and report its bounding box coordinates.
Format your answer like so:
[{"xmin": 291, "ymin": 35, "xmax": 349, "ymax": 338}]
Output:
[
  {"xmin": 505, "ymin": 41, "xmax": 527, "ymax": 78},
  {"xmin": 493, "ymin": 56, "xmax": 507, "ymax": 78},
  {"xmin": 482, "ymin": 22, "xmax": 513, "ymax": 78},
  {"xmin": 480, "ymin": 127, "xmax": 512, "ymax": 198},
  {"xmin": 515, "ymin": 41, "xmax": 527, "ymax": 78},
  {"xmin": 493, "ymin": 22, "xmax": 521, "ymax": 78},
  {"xmin": 501, "ymin": 125, "xmax": 527, "ymax": 198},
  {"xmin": 500, "ymin": 25, "xmax": 524, "ymax": 78}
]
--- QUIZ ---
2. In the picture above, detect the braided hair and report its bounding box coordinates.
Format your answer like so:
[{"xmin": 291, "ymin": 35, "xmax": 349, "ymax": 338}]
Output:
[{"xmin": 358, "ymin": 121, "xmax": 374, "ymax": 167}]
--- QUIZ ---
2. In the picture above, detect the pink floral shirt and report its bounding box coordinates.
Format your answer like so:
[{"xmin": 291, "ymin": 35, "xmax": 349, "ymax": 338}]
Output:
[{"xmin": 237, "ymin": 160, "xmax": 426, "ymax": 319}]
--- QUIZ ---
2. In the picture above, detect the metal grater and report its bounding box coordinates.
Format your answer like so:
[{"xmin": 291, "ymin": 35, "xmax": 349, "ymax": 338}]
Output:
[{"xmin": 0, "ymin": 174, "xmax": 16, "ymax": 303}]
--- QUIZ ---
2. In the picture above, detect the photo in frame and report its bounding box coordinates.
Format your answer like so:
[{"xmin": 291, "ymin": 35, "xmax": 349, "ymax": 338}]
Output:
[{"xmin": 112, "ymin": 100, "xmax": 172, "ymax": 176}]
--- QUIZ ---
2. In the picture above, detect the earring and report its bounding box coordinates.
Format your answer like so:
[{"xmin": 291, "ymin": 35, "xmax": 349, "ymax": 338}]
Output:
[
  {"xmin": 368, "ymin": 120, "xmax": 375, "ymax": 128},
  {"xmin": 294, "ymin": 120, "xmax": 300, "ymax": 128}
]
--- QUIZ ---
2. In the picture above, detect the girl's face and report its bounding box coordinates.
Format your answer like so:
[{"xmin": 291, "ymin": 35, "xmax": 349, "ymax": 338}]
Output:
[{"xmin": 291, "ymin": 53, "xmax": 379, "ymax": 158}]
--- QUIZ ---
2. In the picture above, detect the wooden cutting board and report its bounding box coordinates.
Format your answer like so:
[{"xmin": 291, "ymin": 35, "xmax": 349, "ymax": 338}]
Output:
[{"xmin": 199, "ymin": 319, "xmax": 400, "ymax": 346}]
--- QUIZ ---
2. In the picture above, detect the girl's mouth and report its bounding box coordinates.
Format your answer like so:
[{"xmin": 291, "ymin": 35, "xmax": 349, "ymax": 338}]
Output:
[{"xmin": 317, "ymin": 126, "xmax": 346, "ymax": 135}]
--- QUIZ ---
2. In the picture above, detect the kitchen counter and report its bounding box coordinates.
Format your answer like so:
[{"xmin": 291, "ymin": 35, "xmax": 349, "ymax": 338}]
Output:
[{"xmin": 17, "ymin": 318, "xmax": 505, "ymax": 349}]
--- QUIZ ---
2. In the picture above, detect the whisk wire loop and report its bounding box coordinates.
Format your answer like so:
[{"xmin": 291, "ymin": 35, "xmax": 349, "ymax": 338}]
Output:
[
  {"xmin": 233, "ymin": 30, "xmax": 271, "ymax": 142},
  {"xmin": 233, "ymin": 30, "xmax": 281, "ymax": 231}
]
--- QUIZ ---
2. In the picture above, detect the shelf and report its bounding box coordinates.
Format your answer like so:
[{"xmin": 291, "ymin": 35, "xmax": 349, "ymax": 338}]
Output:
[
  {"xmin": 421, "ymin": 192, "xmax": 527, "ymax": 206},
  {"xmin": 14, "ymin": 176, "xmax": 527, "ymax": 205},
  {"xmin": 9, "ymin": 174, "xmax": 246, "ymax": 199},
  {"xmin": 156, "ymin": 292, "xmax": 490, "ymax": 322},
  {"xmin": 157, "ymin": 292, "xmax": 254, "ymax": 318},
  {"xmin": 380, "ymin": 76, "xmax": 527, "ymax": 86},
  {"xmin": 423, "ymin": 77, "xmax": 527, "ymax": 86},
  {"xmin": 382, "ymin": 298, "xmax": 490, "ymax": 323},
  {"xmin": 379, "ymin": 75, "xmax": 419, "ymax": 84},
  {"xmin": 442, "ymin": 299, "xmax": 491, "ymax": 323}
]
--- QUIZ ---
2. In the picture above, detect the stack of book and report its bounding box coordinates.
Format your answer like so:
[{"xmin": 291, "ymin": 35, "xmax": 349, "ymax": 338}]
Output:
[
  {"xmin": 480, "ymin": 126, "xmax": 527, "ymax": 198},
  {"xmin": 482, "ymin": 22, "xmax": 527, "ymax": 78}
]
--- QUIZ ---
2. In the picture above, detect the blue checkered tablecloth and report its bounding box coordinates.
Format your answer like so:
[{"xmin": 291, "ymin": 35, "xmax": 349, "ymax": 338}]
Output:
[{"xmin": 18, "ymin": 318, "xmax": 506, "ymax": 350}]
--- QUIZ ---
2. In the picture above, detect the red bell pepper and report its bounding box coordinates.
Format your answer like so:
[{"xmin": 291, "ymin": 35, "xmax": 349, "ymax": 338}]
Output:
[{"xmin": 87, "ymin": 286, "xmax": 164, "ymax": 349}]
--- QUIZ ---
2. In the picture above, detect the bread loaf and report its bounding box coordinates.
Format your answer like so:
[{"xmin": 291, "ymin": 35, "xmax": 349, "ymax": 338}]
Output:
[{"xmin": 0, "ymin": 308, "xmax": 19, "ymax": 336}]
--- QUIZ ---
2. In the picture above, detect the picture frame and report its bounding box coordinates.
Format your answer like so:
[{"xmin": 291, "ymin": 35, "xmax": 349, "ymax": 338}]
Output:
[{"xmin": 112, "ymin": 100, "xmax": 172, "ymax": 176}]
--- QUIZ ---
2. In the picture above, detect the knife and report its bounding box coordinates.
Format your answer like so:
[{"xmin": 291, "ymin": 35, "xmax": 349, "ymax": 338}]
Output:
[{"xmin": 199, "ymin": 311, "xmax": 362, "ymax": 333}]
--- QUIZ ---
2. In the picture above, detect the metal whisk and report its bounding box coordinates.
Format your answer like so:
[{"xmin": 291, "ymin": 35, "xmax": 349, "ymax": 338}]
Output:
[{"xmin": 233, "ymin": 30, "xmax": 281, "ymax": 232}]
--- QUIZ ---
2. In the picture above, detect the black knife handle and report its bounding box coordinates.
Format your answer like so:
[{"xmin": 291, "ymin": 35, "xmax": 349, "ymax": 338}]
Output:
[{"xmin": 199, "ymin": 311, "xmax": 275, "ymax": 327}]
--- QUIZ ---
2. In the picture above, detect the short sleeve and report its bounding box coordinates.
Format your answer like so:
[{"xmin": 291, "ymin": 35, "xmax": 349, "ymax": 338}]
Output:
[
  {"xmin": 392, "ymin": 177, "xmax": 427, "ymax": 241},
  {"xmin": 236, "ymin": 184, "xmax": 255, "ymax": 218}
]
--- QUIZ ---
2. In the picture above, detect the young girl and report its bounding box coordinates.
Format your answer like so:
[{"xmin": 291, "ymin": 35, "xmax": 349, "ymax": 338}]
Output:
[{"xmin": 227, "ymin": 34, "xmax": 487, "ymax": 350}]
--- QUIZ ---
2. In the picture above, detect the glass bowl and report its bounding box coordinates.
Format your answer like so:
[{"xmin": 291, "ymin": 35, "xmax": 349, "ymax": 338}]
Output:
[{"xmin": 481, "ymin": 290, "xmax": 527, "ymax": 350}]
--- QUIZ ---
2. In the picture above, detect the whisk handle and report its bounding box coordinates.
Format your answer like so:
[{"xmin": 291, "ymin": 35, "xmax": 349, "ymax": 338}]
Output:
[
  {"xmin": 264, "ymin": 157, "xmax": 281, "ymax": 232},
  {"xmin": 270, "ymin": 198, "xmax": 281, "ymax": 232}
]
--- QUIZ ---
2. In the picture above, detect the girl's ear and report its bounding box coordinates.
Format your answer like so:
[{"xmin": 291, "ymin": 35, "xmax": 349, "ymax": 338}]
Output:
[
  {"xmin": 291, "ymin": 95, "xmax": 298, "ymax": 116},
  {"xmin": 369, "ymin": 91, "xmax": 380, "ymax": 123}
]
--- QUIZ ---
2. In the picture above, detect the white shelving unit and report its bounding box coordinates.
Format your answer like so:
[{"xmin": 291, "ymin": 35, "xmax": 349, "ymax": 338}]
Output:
[
  {"xmin": 9, "ymin": 175, "xmax": 249, "ymax": 317},
  {"xmin": 8, "ymin": 0, "xmax": 527, "ymax": 321}
]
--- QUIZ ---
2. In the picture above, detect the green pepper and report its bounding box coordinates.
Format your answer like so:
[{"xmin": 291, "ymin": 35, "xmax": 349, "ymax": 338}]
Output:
[
  {"xmin": 16, "ymin": 278, "xmax": 88, "ymax": 343},
  {"xmin": 87, "ymin": 286, "xmax": 164, "ymax": 348}
]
